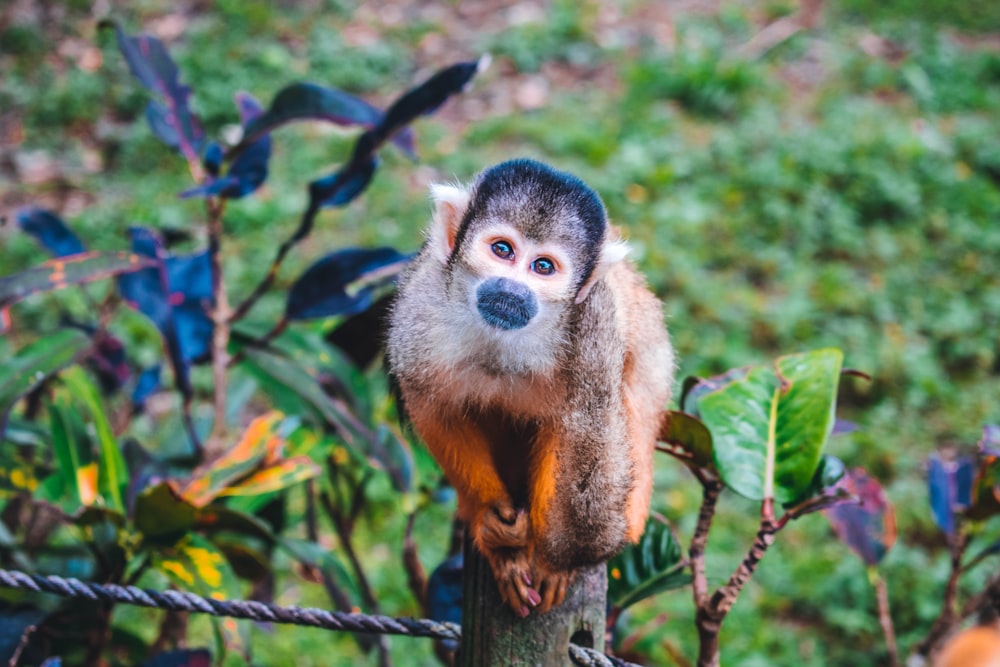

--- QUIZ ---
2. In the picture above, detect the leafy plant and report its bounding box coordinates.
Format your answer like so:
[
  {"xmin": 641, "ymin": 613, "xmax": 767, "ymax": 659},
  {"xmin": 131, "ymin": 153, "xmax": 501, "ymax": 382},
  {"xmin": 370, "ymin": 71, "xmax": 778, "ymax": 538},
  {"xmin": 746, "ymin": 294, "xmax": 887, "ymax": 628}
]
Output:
[{"xmin": 0, "ymin": 18, "xmax": 483, "ymax": 667}]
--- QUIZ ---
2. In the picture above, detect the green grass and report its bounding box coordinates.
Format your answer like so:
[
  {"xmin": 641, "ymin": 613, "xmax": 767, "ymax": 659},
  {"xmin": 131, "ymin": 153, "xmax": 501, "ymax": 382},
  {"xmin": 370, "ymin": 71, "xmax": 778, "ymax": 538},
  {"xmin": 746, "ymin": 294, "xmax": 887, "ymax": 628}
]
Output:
[{"xmin": 2, "ymin": 0, "xmax": 1000, "ymax": 665}]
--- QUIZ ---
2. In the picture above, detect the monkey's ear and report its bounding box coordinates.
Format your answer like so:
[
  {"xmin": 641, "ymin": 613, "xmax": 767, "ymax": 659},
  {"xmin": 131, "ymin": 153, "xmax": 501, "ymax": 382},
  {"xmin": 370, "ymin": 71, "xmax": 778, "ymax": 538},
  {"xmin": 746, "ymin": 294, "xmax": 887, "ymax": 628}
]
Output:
[
  {"xmin": 575, "ymin": 238, "xmax": 630, "ymax": 304},
  {"xmin": 428, "ymin": 183, "xmax": 471, "ymax": 264}
]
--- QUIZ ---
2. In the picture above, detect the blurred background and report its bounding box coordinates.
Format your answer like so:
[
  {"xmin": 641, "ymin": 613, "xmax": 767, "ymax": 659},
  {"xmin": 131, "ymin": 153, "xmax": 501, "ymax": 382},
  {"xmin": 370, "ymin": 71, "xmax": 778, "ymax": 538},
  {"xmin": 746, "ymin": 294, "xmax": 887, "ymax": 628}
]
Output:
[{"xmin": 1, "ymin": 0, "xmax": 999, "ymax": 664}]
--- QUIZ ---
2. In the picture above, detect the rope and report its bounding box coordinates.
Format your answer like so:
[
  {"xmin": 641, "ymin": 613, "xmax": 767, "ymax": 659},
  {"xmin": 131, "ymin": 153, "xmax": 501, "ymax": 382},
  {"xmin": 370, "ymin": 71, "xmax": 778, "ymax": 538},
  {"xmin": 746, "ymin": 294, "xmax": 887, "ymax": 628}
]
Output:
[{"xmin": 0, "ymin": 568, "xmax": 640, "ymax": 667}]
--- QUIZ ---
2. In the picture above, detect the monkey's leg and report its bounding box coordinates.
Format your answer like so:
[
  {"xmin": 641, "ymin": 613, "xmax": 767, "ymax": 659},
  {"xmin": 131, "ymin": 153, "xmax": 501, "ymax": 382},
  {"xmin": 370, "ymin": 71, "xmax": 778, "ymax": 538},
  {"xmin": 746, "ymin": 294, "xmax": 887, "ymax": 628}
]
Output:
[
  {"xmin": 526, "ymin": 426, "xmax": 575, "ymax": 614},
  {"xmin": 410, "ymin": 411, "xmax": 540, "ymax": 614}
]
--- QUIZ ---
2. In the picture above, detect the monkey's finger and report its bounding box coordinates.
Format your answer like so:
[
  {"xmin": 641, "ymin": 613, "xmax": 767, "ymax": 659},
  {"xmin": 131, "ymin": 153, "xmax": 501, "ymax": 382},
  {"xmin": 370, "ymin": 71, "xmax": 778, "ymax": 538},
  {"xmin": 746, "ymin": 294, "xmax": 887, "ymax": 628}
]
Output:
[{"xmin": 537, "ymin": 572, "xmax": 570, "ymax": 614}]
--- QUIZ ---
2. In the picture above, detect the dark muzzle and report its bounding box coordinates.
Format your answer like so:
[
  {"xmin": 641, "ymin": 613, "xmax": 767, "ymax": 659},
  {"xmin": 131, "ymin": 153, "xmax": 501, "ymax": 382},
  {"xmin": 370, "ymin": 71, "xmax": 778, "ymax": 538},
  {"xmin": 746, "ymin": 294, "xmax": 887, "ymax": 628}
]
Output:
[{"xmin": 476, "ymin": 277, "xmax": 538, "ymax": 330}]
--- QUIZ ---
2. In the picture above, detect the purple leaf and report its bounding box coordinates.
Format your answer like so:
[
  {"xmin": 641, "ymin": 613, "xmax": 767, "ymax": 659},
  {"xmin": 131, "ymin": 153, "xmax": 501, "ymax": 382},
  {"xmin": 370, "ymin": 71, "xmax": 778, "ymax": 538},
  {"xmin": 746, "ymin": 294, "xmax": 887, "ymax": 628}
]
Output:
[
  {"xmin": 17, "ymin": 208, "xmax": 85, "ymax": 257},
  {"xmin": 928, "ymin": 453, "xmax": 975, "ymax": 539},
  {"xmin": 101, "ymin": 21, "xmax": 205, "ymax": 163},
  {"xmin": 285, "ymin": 247, "xmax": 409, "ymax": 321},
  {"xmin": 180, "ymin": 93, "xmax": 271, "ymax": 200},
  {"xmin": 825, "ymin": 468, "xmax": 896, "ymax": 567}
]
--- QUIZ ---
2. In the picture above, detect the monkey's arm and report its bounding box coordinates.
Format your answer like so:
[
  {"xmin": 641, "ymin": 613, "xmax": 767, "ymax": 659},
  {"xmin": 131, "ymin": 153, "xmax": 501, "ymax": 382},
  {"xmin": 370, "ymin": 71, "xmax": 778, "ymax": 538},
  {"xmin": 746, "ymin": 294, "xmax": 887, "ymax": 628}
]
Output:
[{"xmin": 406, "ymin": 401, "xmax": 539, "ymax": 612}]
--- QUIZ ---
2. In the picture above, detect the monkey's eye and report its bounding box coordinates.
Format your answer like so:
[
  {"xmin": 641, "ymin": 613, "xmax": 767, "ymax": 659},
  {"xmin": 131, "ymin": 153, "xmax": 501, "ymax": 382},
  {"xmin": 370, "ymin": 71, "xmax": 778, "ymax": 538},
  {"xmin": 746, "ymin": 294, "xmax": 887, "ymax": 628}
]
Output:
[
  {"xmin": 531, "ymin": 257, "xmax": 556, "ymax": 276},
  {"xmin": 491, "ymin": 240, "xmax": 514, "ymax": 260}
]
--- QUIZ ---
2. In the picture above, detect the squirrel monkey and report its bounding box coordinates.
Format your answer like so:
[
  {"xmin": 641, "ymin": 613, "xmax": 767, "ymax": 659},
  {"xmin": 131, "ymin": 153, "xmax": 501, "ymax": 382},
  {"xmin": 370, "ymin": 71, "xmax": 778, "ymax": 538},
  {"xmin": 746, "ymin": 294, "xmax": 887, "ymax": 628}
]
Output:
[{"xmin": 387, "ymin": 159, "xmax": 674, "ymax": 615}]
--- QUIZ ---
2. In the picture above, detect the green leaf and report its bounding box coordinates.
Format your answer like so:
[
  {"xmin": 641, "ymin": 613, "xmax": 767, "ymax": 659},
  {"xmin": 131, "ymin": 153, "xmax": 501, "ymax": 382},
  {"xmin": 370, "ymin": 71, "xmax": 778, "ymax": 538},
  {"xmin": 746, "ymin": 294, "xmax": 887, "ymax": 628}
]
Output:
[
  {"xmin": 48, "ymin": 398, "xmax": 97, "ymax": 508},
  {"xmin": 0, "ymin": 251, "xmax": 153, "ymax": 308},
  {"xmin": 661, "ymin": 410, "xmax": 714, "ymax": 469},
  {"xmin": 151, "ymin": 533, "xmax": 246, "ymax": 657},
  {"xmin": 698, "ymin": 349, "xmax": 843, "ymax": 503},
  {"xmin": 215, "ymin": 456, "xmax": 320, "ymax": 498},
  {"xmin": 61, "ymin": 367, "xmax": 127, "ymax": 512},
  {"xmin": 241, "ymin": 347, "xmax": 412, "ymax": 490},
  {"xmin": 278, "ymin": 536, "xmax": 361, "ymax": 606},
  {"xmin": 607, "ymin": 517, "xmax": 690, "ymax": 612},
  {"xmin": 0, "ymin": 329, "xmax": 90, "ymax": 418},
  {"xmin": 134, "ymin": 481, "xmax": 198, "ymax": 543},
  {"xmin": 175, "ymin": 411, "xmax": 284, "ymax": 508}
]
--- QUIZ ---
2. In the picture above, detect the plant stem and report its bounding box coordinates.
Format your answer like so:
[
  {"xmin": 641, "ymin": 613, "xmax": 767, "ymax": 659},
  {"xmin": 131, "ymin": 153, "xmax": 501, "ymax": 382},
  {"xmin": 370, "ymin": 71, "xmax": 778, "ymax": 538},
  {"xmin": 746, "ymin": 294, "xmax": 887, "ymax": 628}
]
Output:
[
  {"xmin": 206, "ymin": 198, "xmax": 230, "ymax": 458},
  {"xmin": 690, "ymin": 479, "xmax": 723, "ymax": 608},
  {"xmin": 914, "ymin": 531, "xmax": 969, "ymax": 658},
  {"xmin": 695, "ymin": 513, "xmax": 782, "ymax": 667},
  {"xmin": 403, "ymin": 512, "xmax": 428, "ymax": 614},
  {"xmin": 873, "ymin": 572, "xmax": 899, "ymax": 667}
]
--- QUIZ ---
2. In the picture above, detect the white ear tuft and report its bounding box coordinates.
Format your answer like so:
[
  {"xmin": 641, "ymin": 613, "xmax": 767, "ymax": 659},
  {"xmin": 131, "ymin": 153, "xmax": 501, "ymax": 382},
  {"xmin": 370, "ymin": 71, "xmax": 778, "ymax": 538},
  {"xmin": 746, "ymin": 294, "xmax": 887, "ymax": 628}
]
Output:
[
  {"xmin": 428, "ymin": 183, "xmax": 471, "ymax": 264},
  {"xmin": 575, "ymin": 238, "xmax": 630, "ymax": 304}
]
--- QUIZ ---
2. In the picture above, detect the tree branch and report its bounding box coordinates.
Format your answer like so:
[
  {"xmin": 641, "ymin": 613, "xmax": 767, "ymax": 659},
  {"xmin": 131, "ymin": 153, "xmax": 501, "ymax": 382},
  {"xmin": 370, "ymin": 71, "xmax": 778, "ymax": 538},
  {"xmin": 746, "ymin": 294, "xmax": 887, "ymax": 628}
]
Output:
[
  {"xmin": 690, "ymin": 479, "xmax": 722, "ymax": 609},
  {"xmin": 206, "ymin": 197, "xmax": 230, "ymax": 458}
]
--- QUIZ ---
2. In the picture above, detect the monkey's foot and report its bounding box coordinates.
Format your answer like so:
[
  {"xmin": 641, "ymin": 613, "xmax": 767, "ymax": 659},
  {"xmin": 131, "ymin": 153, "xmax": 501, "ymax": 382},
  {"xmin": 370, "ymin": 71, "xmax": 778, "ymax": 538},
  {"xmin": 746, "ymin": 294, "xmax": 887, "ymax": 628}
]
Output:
[
  {"xmin": 485, "ymin": 549, "xmax": 541, "ymax": 617},
  {"xmin": 533, "ymin": 565, "xmax": 574, "ymax": 614},
  {"xmin": 477, "ymin": 503, "xmax": 529, "ymax": 551}
]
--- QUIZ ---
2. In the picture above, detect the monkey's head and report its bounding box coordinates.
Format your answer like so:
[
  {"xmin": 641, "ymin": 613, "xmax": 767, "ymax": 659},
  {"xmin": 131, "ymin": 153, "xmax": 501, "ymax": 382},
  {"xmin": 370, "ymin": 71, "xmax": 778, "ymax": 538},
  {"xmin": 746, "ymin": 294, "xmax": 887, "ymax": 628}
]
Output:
[{"xmin": 425, "ymin": 159, "xmax": 628, "ymax": 339}]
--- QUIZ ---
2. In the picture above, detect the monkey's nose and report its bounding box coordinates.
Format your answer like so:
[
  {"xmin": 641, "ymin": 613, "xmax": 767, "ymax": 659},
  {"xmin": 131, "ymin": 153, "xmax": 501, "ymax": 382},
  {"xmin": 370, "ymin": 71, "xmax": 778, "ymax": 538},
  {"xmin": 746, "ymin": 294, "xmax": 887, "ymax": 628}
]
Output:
[{"xmin": 476, "ymin": 278, "xmax": 537, "ymax": 330}]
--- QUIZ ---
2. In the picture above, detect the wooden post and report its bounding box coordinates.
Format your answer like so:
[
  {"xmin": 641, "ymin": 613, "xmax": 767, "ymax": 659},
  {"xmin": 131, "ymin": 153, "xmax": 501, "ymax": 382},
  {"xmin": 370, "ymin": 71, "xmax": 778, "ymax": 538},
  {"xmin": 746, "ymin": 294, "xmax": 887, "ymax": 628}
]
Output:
[{"xmin": 458, "ymin": 538, "xmax": 607, "ymax": 666}]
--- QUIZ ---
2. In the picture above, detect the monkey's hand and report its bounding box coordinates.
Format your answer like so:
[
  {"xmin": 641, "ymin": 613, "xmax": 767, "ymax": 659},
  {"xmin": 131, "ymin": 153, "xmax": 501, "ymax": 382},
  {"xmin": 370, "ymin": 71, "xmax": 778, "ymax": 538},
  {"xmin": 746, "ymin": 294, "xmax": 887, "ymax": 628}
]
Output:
[
  {"xmin": 533, "ymin": 562, "xmax": 574, "ymax": 614},
  {"xmin": 473, "ymin": 503, "xmax": 541, "ymax": 616},
  {"xmin": 478, "ymin": 503, "xmax": 528, "ymax": 550}
]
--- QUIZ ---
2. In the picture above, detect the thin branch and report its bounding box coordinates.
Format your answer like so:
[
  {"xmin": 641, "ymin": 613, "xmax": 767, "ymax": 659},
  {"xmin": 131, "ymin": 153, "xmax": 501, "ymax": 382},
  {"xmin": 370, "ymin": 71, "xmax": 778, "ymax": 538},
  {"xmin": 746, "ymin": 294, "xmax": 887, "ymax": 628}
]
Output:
[
  {"xmin": 695, "ymin": 510, "xmax": 783, "ymax": 667},
  {"xmin": 403, "ymin": 512, "xmax": 429, "ymax": 615},
  {"xmin": 914, "ymin": 531, "xmax": 970, "ymax": 657},
  {"xmin": 206, "ymin": 197, "xmax": 230, "ymax": 458},
  {"xmin": 873, "ymin": 572, "xmax": 899, "ymax": 667},
  {"xmin": 690, "ymin": 479, "xmax": 723, "ymax": 609},
  {"xmin": 7, "ymin": 624, "xmax": 35, "ymax": 667}
]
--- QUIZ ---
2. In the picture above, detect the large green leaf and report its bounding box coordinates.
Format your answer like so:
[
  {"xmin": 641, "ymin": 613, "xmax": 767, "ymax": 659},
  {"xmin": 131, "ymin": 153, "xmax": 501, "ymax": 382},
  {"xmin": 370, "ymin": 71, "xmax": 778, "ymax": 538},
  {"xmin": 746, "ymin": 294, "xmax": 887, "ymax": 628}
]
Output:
[
  {"xmin": 607, "ymin": 517, "xmax": 690, "ymax": 612},
  {"xmin": 0, "ymin": 251, "xmax": 153, "ymax": 309},
  {"xmin": 698, "ymin": 349, "xmax": 843, "ymax": 503},
  {"xmin": 61, "ymin": 367, "xmax": 127, "ymax": 512},
  {"xmin": 0, "ymin": 329, "xmax": 90, "ymax": 418}
]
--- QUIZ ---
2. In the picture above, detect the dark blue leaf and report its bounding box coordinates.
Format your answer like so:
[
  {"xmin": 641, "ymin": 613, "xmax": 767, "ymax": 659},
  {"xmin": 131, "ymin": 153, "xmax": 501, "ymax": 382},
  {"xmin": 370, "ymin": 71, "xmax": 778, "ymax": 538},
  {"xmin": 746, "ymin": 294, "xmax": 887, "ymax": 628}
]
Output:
[
  {"xmin": 928, "ymin": 453, "xmax": 976, "ymax": 538},
  {"xmin": 233, "ymin": 81, "xmax": 415, "ymax": 159},
  {"xmin": 132, "ymin": 365, "xmax": 162, "ymax": 411},
  {"xmin": 89, "ymin": 331, "xmax": 131, "ymax": 394},
  {"xmin": 325, "ymin": 295, "xmax": 393, "ymax": 369},
  {"xmin": 101, "ymin": 21, "xmax": 205, "ymax": 162},
  {"xmin": 285, "ymin": 248, "xmax": 409, "ymax": 321},
  {"xmin": 117, "ymin": 227, "xmax": 213, "ymax": 400},
  {"xmin": 17, "ymin": 208, "xmax": 85, "ymax": 257},
  {"xmin": 427, "ymin": 553, "xmax": 463, "ymax": 651},
  {"xmin": 202, "ymin": 142, "xmax": 223, "ymax": 177},
  {"xmin": 0, "ymin": 603, "xmax": 48, "ymax": 662},
  {"xmin": 180, "ymin": 93, "xmax": 271, "ymax": 200},
  {"xmin": 310, "ymin": 156, "xmax": 379, "ymax": 210},
  {"xmin": 373, "ymin": 57, "xmax": 487, "ymax": 147}
]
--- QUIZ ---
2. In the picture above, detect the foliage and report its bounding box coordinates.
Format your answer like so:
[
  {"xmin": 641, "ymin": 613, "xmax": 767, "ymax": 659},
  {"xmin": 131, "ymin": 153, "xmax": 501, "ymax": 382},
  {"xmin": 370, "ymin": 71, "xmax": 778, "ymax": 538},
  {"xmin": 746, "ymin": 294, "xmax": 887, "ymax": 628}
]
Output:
[
  {"xmin": 1, "ymin": 2, "xmax": 999, "ymax": 666},
  {"xmin": 0, "ymin": 16, "xmax": 481, "ymax": 667}
]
